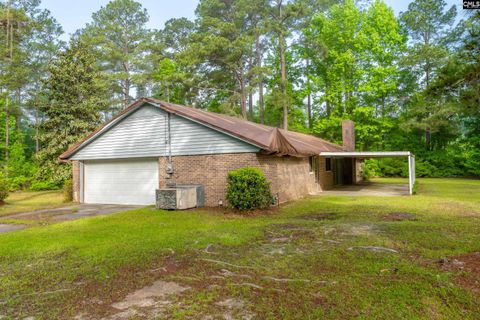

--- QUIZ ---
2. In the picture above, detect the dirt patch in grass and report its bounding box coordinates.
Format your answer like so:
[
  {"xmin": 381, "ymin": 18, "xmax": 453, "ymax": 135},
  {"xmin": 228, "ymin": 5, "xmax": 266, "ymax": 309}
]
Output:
[
  {"xmin": 57, "ymin": 254, "xmax": 197, "ymax": 319},
  {"xmin": 201, "ymin": 205, "xmax": 280, "ymax": 217},
  {"xmin": 436, "ymin": 252, "xmax": 480, "ymax": 292},
  {"xmin": 299, "ymin": 212, "xmax": 339, "ymax": 221},
  {"xmin": 382, "ymin": 212, "xmax": 417, "ymax": 221}
]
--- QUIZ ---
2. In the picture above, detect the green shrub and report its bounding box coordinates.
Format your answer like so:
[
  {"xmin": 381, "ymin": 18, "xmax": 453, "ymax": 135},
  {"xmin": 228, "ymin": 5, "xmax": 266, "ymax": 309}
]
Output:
[
  {"xmin": 30, "ymin": 180, "xmax": 61, "ymax": 191},
  {"xmin": 63, "ymin": 179, "xmax": 73, "ymax": 202},
  {"xmin": 0, "ymin": 173, "xmax": 9, "ymax": 202},
  {"xmin": 415, "ymin": 161, "xmax": 437, "ymax": 177},
  {"xmin": 363, "ymin": 159, "xmax": 380, "ymax": 180},
  {"xmin": 226, "ymin": 167, "xmax": 272, "ymax": 210}
]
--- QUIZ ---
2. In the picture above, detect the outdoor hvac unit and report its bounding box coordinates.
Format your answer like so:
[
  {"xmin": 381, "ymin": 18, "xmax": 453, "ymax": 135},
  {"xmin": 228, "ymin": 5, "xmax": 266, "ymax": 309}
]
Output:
[{"xmin": 156, "ymin": 184, "xmax": 205, "ymax": 210}]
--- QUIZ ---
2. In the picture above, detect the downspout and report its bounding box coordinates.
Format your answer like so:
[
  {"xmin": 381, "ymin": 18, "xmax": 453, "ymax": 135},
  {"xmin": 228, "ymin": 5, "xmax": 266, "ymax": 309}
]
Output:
[{"xmin": 165, "ymin": 113, "xmax": 175, "ymax": 186}]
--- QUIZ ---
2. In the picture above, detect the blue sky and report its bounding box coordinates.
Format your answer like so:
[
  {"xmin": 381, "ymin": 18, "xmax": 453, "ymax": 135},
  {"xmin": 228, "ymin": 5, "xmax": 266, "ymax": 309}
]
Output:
[{"xmin": 39, "ymin": 0, "xmax": 461, "ymax": 41}]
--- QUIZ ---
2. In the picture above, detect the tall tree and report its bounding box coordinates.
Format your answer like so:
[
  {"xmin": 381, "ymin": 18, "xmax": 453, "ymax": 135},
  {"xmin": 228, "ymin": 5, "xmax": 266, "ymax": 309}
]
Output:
[
  {"xmin": 0, "ymin": 1, "xmax": 63, "ymax": 159},
  {"xmin": 400, "ymin": 0, "xmax": 456, "ymax": 150},
  {"xmin": 152, "ymin": 18, "xmax": 196, "ymax": 105},
  {"xmin": 305, "ymin": 0, "xmax": 405, "ymax": 150},
  {"xmin": 266, "ymin": 0, "xmax": 304, "ymax": 129},
  {"xmin": 191, "ymin": 0, "xmax": 258, "ymax": 118},
  {"xmin": 78, "ymin": 0, "xmax": 151, "ymax": 110},
  {"xmin": 37, "ymin": 40, "xmax": 108, "ymax": 185}
]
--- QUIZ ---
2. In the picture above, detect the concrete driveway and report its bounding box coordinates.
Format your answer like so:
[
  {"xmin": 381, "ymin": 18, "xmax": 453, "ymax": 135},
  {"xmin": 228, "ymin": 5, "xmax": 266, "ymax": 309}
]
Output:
[
  {"xmin": 319, "ymin": 182, "xmax": 409, "ymax": 196},
  {"xmin": 0, "ymin": 204, "xmax": 142, "ymax": 234}
]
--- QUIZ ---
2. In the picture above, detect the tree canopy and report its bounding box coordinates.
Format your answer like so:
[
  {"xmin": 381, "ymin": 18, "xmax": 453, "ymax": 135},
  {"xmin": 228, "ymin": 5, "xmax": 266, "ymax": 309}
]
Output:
[{"xmin": 0, "ymin": 0, "xmax": 478, "ymax": 188}]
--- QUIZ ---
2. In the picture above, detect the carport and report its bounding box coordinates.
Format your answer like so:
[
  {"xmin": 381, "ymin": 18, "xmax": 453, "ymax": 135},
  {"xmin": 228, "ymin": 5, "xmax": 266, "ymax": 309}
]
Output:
[{"xmin": 319, "ymin": 151, "xmax": 416, "ymax": 195}]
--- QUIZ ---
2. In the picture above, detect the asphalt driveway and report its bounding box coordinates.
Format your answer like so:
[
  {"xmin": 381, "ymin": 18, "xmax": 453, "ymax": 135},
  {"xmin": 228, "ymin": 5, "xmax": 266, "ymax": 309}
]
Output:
[{"xmin": 0, "ymin": 204, "xmax": 142, "ymax": 233}]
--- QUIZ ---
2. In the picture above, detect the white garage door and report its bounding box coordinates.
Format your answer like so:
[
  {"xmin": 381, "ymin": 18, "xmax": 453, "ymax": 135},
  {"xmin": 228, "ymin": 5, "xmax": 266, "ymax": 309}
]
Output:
[{"xmin": 84, "ymin": 159, "xmax": 159, "ymax": 205}]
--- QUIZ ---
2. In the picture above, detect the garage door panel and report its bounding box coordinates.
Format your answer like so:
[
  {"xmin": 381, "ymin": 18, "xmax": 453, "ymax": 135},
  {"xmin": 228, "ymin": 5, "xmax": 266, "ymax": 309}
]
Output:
[{"xmin": 84, "ymin": 159, "xmax": 158, "ymax": 205}]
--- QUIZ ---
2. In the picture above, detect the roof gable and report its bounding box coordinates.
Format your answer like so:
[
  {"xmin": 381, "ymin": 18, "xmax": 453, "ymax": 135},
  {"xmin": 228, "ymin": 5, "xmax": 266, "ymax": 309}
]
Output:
[
  {"xmin": 60, "ymin": 98, "xmax": 344, "ymax": 160},
  {"xmin": 64, "ymin": 103, "xmax": 259, "ymax": 160}
]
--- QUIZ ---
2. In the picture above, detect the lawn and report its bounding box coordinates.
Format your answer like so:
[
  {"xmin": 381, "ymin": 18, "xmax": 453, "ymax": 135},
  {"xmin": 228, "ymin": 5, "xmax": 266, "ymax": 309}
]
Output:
[
  {"xmin": 0, "ymin": 178, "xmax": 479, "ymax": 319},
  {"xmin": 0, "ymin": 190, "xmax": 67, "ymax": 218}
]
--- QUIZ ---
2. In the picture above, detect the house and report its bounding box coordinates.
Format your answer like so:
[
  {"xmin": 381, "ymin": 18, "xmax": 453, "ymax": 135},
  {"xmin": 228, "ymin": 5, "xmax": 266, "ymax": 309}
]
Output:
[{"xmin": 60, "ymin": 98, "xmax": 416, "ymax": 206}]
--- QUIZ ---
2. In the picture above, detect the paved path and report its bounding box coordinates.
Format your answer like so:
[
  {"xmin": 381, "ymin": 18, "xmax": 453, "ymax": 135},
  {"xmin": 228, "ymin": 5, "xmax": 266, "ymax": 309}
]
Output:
[
  {"xmin": 0, "ymin": 224, "xmax": 26, "ymax": 233},
  {"xmin": 318, "ymin": 182, "xmax": 409, "ymax": 196},
  {"xmin": 0, "ymin": 204, "xmax": 142, "ymax": 234}
]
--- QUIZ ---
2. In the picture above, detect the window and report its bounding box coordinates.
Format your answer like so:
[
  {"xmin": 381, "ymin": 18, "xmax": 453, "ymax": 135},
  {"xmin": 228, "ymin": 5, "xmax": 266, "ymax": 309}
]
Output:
[{"xmin": 325, "ymin": 158, "xmax": 332, "ymax": 171}]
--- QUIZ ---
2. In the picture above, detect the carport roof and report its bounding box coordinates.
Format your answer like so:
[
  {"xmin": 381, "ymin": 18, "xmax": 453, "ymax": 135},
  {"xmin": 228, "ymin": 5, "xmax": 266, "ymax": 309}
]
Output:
[{"xmin": 319, "ymin": 151, "xmax": 413, "ymax": 158}]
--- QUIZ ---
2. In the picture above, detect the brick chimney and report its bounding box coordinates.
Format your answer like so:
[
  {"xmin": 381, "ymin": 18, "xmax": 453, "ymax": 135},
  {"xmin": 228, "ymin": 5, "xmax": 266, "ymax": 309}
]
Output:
[{"xmin": 342, "ymin": 120, "xmax": 355, "ymax": 151}]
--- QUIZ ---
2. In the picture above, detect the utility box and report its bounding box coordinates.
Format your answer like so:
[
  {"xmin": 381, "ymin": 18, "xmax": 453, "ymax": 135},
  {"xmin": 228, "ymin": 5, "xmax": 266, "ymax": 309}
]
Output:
[
  {"xmin": 176, "ymin": 184, "xmax": 205, "ymax": 208},
  {"xmin": 156, "ymin": 184, "xmax": 204, "ymax": 210}
]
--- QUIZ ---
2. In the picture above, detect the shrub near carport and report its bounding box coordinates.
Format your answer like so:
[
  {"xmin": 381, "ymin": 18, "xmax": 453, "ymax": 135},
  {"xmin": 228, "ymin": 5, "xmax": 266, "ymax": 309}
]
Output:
[{"xmin": 226, "ymin": 167, "xmax": 272, "ymax": 210}]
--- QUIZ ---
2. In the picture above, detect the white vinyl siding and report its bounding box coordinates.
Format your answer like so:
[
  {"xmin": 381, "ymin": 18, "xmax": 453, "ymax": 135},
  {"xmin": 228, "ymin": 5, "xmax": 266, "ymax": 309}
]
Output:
[
  {"xmin": 71, "ymin": 104, "xmax": 259, "ymax": 160},
  {"xmin": 83, "ymin": 159, "xmax": 158, "ymax": 205}
]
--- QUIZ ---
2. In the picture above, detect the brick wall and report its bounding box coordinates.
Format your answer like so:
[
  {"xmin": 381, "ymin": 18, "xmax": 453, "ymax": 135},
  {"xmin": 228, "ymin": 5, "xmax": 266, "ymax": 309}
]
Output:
[
  {"xmin": 159, "ymin": 153, "xmax": 321, "ymax": 206},
  {"xmin": 355, "ymin": 158, "xmax": 364, "ymax": 183},
  {"xmin": 317, "ymin": 157, "xmax": 334, "ymax": 191},
  {"xmin": 72, "ymin": 160, "xmax": 80, "ymax": 202}
]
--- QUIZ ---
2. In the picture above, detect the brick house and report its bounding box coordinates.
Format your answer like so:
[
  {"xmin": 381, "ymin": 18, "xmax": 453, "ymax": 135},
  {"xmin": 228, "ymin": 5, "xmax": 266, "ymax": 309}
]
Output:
[{"xmin": 60, "ymin": 98, "xmax": 365, "ymax": 206}]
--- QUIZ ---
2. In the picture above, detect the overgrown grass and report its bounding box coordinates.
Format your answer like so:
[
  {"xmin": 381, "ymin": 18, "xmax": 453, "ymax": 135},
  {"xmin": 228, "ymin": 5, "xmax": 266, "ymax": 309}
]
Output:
[
  {"xmin": 0, "ymin": 191, "xmax": 67, "ymax": 218},
  {"xmin": 1, "ymin": 178, "xmax": 479, "ymax": 319}
]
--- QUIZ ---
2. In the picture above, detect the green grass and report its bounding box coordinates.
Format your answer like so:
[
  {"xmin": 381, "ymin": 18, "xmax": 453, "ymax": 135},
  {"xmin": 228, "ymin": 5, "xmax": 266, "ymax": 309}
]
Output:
[
  {"xmin": 0, "ymin": 190, "xmax": 67, "ymax": 218},
  {"xmin": 1, "ymin": 178, "xmax": 479, "ymax": 319}
]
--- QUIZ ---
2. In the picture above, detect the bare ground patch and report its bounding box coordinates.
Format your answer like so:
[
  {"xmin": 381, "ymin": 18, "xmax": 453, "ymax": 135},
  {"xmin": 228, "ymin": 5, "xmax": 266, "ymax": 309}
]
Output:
[
  {"xmin": 382, "ymin": 212, "xmax": 417, "ymax": 221},
  {"xmin": 298, "ymin": 212, "xmax": 339, "ymax": 221},
  {"xmin": 435, "ymin": 252, "xmax": 480, "ymax": 293}
]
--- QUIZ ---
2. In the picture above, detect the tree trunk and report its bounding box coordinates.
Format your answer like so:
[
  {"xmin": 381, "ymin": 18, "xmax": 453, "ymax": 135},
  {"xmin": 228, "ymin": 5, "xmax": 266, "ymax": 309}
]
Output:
[
  {"xmin": 35, "ymin": 105, "xmax": 39, "ymax": 153},
  {"xmin": 307, "ymin": 92, "xmax": 312, "ymax": 129},
  {"xmin": 239, "ymin": 67, "xmax": 247, "ymax": 119},
  {"xmin": 122, "ymin": 36, "xmax": 130, "ymax": 109},
  {"xmin": 5, "ymin": 95, "xmax": 9, "ymax": 162},
  {"xmin": 424, "ymin": 33, "xmax": 431, "ymax": 151},
  {"xmin": 123, "ymin": 71, "xmax": 130, "ymax": 109},
  {"xmin": 279, "ymin": 33, "xmax": 288, "ymax": 130},
  {"xmin": 15, "ymin": 87, "xmax": 21, "ymax": 130},
  {"xmin": 425, "ymin": 61, "xmax": 431, "ymax": 150},
  {"xmin": 248, "ymin": 92, "xmax": 253, "ymax": 120},
  {"xmin": 306, "ymin": 60, "xmax": 312, "ymax": 129},
  {"xmin": 256, "ymin": 35, "xmax": 264, "ymax": 124},
  {"xmin": 5, "ymin": 1, "xmax": 10, "ymax": 163}
]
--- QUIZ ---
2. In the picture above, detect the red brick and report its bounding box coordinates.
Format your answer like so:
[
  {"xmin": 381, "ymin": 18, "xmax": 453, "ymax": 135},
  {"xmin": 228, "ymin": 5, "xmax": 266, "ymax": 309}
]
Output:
[{"xmin": 158, "ymin": 153, "xmax": 334, "ymax": 207}]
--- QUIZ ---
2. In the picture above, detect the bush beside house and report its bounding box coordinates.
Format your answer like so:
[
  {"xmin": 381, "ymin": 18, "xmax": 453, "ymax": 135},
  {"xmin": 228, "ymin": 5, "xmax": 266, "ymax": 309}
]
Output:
[{"xmin": 226, "ymin": 167, "xmax": 272, "ymax": 210}]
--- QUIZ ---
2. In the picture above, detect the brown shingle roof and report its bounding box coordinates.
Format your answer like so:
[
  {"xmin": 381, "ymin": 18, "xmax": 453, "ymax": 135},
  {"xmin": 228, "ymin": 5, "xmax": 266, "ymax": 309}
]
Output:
[{"xmin": 59, "ymin": 97, "xmax": 344, "ymax": 160}]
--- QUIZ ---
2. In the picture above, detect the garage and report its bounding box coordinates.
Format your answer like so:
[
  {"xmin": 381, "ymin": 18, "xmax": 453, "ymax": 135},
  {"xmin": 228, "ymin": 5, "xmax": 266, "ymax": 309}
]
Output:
[{"xmin": 83, "ymin": 158, "xmax": 159, "ymax": 205}]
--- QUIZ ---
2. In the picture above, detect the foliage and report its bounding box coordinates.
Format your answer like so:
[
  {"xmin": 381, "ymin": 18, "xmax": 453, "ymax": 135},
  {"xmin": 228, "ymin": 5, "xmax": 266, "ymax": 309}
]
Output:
[
  {"xmin": 77, "ymin": 0, "xmax": 151, "ymax": 109},
  {"xmin": 37, "ymin": 40, "xmax": 108, "ymax": 185},
  {"xmin": 29, "ymin": 180, "xmax": 61, "ymax": 191},
  {"xmin": 399, "ymin": 0, "xmax": 457, "ymax": 150},
  {"xmin": 0, "ymin": 172, "xmax": 9, "ymax": 201},
  {"xmin": 63, "ymin": 179, "xmax": 73, "ymax": 202},
  {"xmin": 306, "ymin": 0, "xmax": 405, "ymax": 149},
  {"xmin": 226, "ymin": 167, "xmax": 272, "ymax": 210},
  {"xmin": 0, "ymin": 0, "xmax": 478, "ymax": 192},
  {"xmin": 7, "ymin": 139, "xmax": 37, "ymax": 190}
]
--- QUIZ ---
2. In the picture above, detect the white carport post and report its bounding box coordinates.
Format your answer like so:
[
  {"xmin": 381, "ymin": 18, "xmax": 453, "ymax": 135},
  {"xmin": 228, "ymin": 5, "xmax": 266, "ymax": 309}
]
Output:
[{"xmin": 408, "ymin": 153, "xmax": 416, "ymax": 195}]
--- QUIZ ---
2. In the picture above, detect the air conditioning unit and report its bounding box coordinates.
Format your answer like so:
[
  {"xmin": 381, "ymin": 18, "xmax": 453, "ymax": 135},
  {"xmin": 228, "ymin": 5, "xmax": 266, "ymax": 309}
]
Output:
[{"xmin": 156, "ymin": 184, "xmax": 205, "ymax": 210}]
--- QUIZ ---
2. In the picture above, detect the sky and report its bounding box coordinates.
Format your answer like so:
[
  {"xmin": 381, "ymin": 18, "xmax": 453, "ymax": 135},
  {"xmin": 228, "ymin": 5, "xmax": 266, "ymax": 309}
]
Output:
[{"xmin": 39, "ymin": 0, "xmax": 461, "ymax": 41}]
